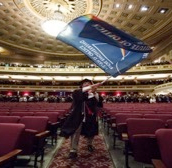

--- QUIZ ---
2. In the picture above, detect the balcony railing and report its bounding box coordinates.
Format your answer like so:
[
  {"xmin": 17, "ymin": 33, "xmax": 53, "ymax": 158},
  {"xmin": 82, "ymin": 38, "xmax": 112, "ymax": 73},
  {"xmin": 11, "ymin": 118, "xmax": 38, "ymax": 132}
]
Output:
[
  {"xmin": 0, "ymin": 84, "xmax": 156, "ymax": 91},
  {"xmin": 0, "ymin": 64, "xmax": 172, "ymax": 74}
]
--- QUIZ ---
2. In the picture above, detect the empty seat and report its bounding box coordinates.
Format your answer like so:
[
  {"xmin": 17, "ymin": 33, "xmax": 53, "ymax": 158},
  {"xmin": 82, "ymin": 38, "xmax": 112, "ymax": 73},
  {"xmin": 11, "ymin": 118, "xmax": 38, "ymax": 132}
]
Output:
[
  {"xmin": 166, "ymin": 119, "xmax": 172, "ymax": 128},
  {"xmin": 0, "ymin": 112, "xmax": 10, "ymax": 116},
  {"xmin": 112, "ymin": 113, "xmax": 142, "ymax": 147},
  {"xmin": 0, "ymin": 116, "xmax": 20, "ymax": 123},
  {"xmin": 10, "ymin": 112, "xmax": 34, "ymax": 117},
  {"xmin": 124, "ymin": 118, "xmax": 165, "ymax": 168},
  {"xmin": 152, "ymin": 129, "xmax": 172, "ymax": 168},
  {"xmin": 34, "ymin": 112, "xmax": 60, "ymax": 145},
  {"xmin": 18, "ymin": 116, "xmax": 49, "ymax": 167},
  {"xmin": 0, "ymin": 123, "xmax": 25, "ymax": 168},
  {"xmin": 144, "ymin": 114, "xmax": 172, "ymax": 122}
]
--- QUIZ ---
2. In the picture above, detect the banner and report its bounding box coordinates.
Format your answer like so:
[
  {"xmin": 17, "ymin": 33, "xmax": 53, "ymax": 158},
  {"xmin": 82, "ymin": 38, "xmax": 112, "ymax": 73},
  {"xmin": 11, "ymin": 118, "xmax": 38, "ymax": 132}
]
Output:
[{"xmin": 57, "ymin": 14, "xmax": 152, "ymax": 77}]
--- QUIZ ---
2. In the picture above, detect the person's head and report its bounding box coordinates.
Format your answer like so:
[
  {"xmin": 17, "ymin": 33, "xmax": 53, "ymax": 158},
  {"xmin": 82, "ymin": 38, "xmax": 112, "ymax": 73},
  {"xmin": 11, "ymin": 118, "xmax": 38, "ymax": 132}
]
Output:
[{"xmin": 80, "ymin": 78, "xmax": 93, "ymax": 88}]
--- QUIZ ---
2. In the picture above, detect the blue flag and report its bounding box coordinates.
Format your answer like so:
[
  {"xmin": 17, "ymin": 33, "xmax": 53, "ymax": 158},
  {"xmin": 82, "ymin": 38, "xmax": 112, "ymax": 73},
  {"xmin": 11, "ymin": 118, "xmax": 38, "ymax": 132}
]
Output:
[{"xmin": 57, "ymin": 14, "xmax": 152, "ymax": 77}]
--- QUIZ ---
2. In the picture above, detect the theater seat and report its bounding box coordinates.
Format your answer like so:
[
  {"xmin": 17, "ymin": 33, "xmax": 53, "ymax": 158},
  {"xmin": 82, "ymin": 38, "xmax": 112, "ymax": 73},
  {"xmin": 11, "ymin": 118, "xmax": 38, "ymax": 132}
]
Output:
[
  {"xmin": 123, "ymin": 118, "xmax": 165, "ymax": 168},
  {"xmin": 166, "ymin": 119, "xmax": 172, "ymax": 128},
  {"xmin": 0, "ymin": 123, "xmax": 25, "ymax": 168},
  {"xmin": 34, "ymin": 112, "xmax": 60, "ymax": 145},
  {"xmin": 152, "ymin": 129, "xmax": 172, "ymax": 168},
  {"xmin": 112, "ymin": 113, "xmax": 143, "ymax": 147},
  {"xmin": 18, "ymin": 116, "xmax": 50, "ymax": 167},
  {"xmin": 0, "ymin": 116, "xmax": 20, "ymax": 123}
]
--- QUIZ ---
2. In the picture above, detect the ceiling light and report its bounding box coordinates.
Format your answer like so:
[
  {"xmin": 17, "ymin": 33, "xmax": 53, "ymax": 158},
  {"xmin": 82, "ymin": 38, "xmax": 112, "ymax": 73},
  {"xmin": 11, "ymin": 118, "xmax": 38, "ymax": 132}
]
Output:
[
  {"xmin": 114, "ymin": 4, "xmax": 120, "ymax": 8},
  {"xmin": 0, "ymin": 2, "xmax": 3, "ymax": 6},
  {"xmin": 140, "ymin": 6, "xmax": 149, "ymax": 12},
  {"xmin": 160, "ymin": 10, "xmax": 165, "ymax": 13},
  {"xmin": 158, "ymin": 8, "xmax": 168, "ymax": 14},
  {"xmin": 41, "ymin": 20, "xmax": 67, "ymax": 37},
  {"xmin": 128, "ymin": 5, "xmax": 133, "ymax": 9}
]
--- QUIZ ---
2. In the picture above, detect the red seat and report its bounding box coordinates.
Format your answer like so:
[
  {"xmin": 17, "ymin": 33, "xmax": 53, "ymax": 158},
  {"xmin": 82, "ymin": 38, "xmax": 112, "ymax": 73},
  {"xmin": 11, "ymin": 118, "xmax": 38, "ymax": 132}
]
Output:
[
  {"xmin": 112, "ymin": 113, "xmax": 142, "ymax": 147},
  {"xmin": 166, "ymin": 119, "xmax": 172, "ymax": 128},
  {"xmin": 124, "ymin": 118, "xmax": 165, "ymax": 167},
  {"xmin": 18, "ymin": 116, "xmax": 49, "ymax": 167},
  {"xmin": 0, "ymin": 116, "xmax": 20, "ymax": 123},
  {"xmin": 144, "ymin": 114, "xmax": 172, "ymax": 122},
  {"xmin": 0, "ymin": 112, "xmax": 10, "ymax": 116},
  {"xmin": 34, "ymin": 112, "xmax": 60, "ymax": 145},
  {"xmin": 152, "ymin": 129, "xmax": 172, "ymax": 168},
  {"xmin": 10, "ymin": 112, "xmax": 34, "ymax": 117},
  {"xmin": 0, "ymin": 123, "xmax": 25, "ymax": 168}
]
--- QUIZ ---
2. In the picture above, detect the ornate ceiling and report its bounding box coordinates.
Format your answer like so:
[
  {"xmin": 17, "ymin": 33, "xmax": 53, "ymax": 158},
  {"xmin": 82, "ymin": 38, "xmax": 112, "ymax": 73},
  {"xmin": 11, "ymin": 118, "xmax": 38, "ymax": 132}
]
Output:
[{"xmin": 0, "ymin": 0, "xmax": 172, "ymax": 64}]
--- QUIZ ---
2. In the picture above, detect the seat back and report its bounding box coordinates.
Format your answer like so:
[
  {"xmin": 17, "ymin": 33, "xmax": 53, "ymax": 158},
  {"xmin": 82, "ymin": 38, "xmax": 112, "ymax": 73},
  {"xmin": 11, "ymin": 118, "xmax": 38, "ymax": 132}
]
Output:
[
  {"xmin": 155, "ymin": 129, "xmax": 172, "ymax": 168},
  {"xmin": 19, "ymin": 116, "xmax": 49, "ymax": 132},
  {"xmin": 127, "ymin": 118, "xmax": 165, "ymax": 142},
  {"xmin": 0, "ymin": 123, "xmax": 25, "ymax": 156},
  {"xmin": 144, "ymin": 114, "xmax": 172, "ymax": 122},
  {"xmin": 10, "ymin": 112, "xmax": 34, "ymax": 117},
  {"xmin": 126, "ymin": 118, "xmax": 164, "ymax": 164},
  {"xmin": 0, "ymin": 116, "xmax": 20, "ymax": 123},
  {"xmin": 166, "ymin": 119, "xmax": 172, "ymax": 128},
  {"xmin": 0, "ymin": 112, "xmax": 10, "ymax": 116},
  {"xmin": 115, "ymin": 113, "xmax": 143, "ymax": 125},
  {"xmin": 34, "ymin": 112, "xmax": 59, "ymax": 123}
]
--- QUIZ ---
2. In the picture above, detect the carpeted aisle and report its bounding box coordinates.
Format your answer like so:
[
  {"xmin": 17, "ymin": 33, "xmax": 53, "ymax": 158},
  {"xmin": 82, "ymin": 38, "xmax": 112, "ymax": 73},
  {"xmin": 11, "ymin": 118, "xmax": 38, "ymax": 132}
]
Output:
[{"xmin": 48, "ymin": 135, "xmax": 115, "ymax": 168}]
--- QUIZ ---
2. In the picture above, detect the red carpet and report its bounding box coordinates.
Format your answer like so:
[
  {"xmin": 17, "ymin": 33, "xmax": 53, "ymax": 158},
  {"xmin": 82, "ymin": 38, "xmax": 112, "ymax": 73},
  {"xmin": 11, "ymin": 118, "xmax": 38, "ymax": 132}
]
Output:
[{"xmin": 48, "ymin": 135, "xmax": 115, "ymax": 168}]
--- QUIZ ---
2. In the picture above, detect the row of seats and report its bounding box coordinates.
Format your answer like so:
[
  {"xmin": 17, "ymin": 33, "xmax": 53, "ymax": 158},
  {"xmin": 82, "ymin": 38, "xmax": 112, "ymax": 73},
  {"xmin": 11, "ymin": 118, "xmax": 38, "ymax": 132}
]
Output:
[
  {"xmin": 122, "ymin": 118, "xmax": 172, "ymax": 168},
  {"xmin": 0, "ymin": 117, "xmax": 50, "ymax": 168},
  {"xmin": 0, "ymin": 112, "xmax": 69, "ymax": 145},
  {"xmin": 103, "ymin": 112, "xmax": 172, "ymax": 135},
  {"xmin": 0, "ymin": 102, "xmax": 71, "ymax": 108},
  {"xmin": 0, "ymin": 123, "xmax": 25, "ymax": 168},
  {"xmin": 104, "ymin": 103, "xmax": 172, "ymax": 113},
  {"xmin": 100, "ymin": 110, "xmax": 172, "ymax": 168}
]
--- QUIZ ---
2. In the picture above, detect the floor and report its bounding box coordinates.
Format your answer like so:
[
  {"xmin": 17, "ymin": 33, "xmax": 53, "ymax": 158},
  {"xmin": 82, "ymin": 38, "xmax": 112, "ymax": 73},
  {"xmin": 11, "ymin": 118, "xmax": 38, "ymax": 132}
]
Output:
[{"xmin": 15, "ymin": 120, "xmax": 154, "ymax": 168}]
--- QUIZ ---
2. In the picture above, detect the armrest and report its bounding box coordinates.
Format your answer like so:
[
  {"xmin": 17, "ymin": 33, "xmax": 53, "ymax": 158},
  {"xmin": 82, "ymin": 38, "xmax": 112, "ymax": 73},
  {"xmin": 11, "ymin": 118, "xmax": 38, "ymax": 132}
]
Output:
[
  {"xmin": 117, "ymin": 123, "xmax": 127, "ymax": 133},
  {"xmin": 35, "ymin": 130, "xmax": 50, "ymax": 138},
  {"xmin": 0, "ymin": 149, "xmax": 22, "ymax": 165},
  {"xmin": 110, "ymin": 117, "xmax": 116, "ymax": 123},
  {"xmin": 152, "ymin": 159, "xmax": 166, "ymax": 168},
  {"xmin": 122, "ymin": 133, "xmax": 128, "ymax": 141},
  {"xmin": 50, "ymin": 122, "xmax": 60, "ymax": 126},
  {"xmin": 133, "ymin": 134, "xmax": 156, "ymax": 138}
]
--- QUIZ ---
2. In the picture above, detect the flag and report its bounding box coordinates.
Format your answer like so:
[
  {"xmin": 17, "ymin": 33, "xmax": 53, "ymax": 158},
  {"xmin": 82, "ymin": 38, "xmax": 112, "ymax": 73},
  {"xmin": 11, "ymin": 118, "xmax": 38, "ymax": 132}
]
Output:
[{"xmin": 56, "ymin": 14, "xmax": 152, "ymax": 77}]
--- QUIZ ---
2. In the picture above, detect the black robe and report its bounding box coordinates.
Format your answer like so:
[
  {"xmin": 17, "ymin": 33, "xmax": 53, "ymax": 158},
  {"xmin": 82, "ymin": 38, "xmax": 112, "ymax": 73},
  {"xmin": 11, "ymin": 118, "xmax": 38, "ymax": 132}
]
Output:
[{"xmin": 60, "ymin": 89, "xmax": 98, "ymax": 138}]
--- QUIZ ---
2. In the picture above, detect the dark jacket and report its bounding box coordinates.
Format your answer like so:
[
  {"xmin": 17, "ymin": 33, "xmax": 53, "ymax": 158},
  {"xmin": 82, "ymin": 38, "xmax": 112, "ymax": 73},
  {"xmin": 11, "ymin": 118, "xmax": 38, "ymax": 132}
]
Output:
[{"xmin": 60, "ymin": 89, "xmax": 98, "ymax": 138}]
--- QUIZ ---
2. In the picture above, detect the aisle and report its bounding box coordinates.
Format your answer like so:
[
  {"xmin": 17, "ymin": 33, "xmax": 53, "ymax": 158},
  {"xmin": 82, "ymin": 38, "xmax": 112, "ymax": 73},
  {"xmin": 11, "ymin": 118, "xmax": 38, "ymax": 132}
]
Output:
[{"xmin": 48, "ymin": 135, "xmax": 115, "ymax": 168}]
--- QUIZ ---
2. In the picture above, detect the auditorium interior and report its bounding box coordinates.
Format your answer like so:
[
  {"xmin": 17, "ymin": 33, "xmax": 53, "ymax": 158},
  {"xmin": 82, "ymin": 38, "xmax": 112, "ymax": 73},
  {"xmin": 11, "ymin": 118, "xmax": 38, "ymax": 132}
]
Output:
[{"xmin": 0, "ymin": 0, "xmax": 172, "ymax": 168}]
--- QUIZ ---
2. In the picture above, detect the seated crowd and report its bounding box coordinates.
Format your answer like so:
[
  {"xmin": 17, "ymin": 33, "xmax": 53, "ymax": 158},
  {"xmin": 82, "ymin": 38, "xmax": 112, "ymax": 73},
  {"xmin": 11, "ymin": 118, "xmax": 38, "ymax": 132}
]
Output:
[{"xmin": 0, "ymin": 92, "xmax": 172, "ymax": 103}]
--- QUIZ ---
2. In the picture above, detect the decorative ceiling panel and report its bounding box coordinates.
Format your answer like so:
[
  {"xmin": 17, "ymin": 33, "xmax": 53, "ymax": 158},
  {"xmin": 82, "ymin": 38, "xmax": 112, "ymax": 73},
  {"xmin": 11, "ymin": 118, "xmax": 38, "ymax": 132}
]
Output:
[{"xmin": 0, "ymin": 0, "xmax": 171, "ymax": 63}]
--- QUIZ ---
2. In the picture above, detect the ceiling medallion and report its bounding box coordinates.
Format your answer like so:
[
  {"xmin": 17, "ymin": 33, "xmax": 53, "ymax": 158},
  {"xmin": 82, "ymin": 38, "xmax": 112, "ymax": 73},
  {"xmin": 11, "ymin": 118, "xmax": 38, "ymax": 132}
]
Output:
[{"xmin": 14, "ymin": 0, "xmax": 102, "ymax": 22}]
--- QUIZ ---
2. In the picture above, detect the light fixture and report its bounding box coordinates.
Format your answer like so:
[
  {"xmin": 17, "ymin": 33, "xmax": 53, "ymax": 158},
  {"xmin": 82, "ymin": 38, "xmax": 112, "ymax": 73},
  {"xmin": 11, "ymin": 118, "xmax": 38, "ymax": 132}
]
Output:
[
  {"xmin": 41, "ymin": 20, "xmax": 67, "ymax": 37},
  {"xmin": 128, "ymin": 4, "xmax": 133, "ymax": 10},
  {"xmin": 158, "ymin": 8, "xmax": 168, "ymax": 14},
  {"xmin": 115, "ymin": 4, "xmax": 120, "ymax": 8},
  {"xmin": 140, "ymin": 6, "xmax": 149, "ymax": 12},
  {"xmin": 41, "ymin": 3, "xmax": 67, "ymax": 37}
]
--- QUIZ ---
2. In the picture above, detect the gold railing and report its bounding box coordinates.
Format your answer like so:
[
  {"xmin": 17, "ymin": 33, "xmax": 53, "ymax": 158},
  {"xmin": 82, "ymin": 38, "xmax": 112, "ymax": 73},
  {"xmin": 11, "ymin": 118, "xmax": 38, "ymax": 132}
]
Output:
[
  {"xmin": 0, "ymin": 84, "xmax": 156, "ymax": 91},
  {"xmin": 154, "ymin": 82, "xmax": 172, "ymax": 93},
  {"xmin": 0, "ymin": 64, "xmax": 171, "ymax": 74}
]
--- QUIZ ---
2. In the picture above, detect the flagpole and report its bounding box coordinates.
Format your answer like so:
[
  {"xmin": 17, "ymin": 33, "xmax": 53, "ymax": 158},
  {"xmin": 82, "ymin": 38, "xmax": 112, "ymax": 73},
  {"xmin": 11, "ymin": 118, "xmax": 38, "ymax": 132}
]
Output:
[{"xmin": 100, "ymin": 76, "xmax": 112, "ymax": 85}]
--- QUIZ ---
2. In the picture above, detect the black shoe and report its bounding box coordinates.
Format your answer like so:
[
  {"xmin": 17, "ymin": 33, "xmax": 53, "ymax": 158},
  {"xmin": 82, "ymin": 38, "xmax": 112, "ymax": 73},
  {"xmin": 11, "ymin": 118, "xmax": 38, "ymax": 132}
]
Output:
[
  {"xmin": 88, "ymin": 145, "xmax": 95, "ymax": 152},
  {"xmin": 67, "ymin": 152, "xmax": 78, "ymax": 159}
]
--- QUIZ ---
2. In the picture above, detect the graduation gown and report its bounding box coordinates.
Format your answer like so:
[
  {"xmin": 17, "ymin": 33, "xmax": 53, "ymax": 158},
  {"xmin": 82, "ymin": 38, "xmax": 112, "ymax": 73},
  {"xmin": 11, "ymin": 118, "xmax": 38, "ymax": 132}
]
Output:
[{"xmin": 60, "ymin": 89, "xmax": 98, "ymax": 138}]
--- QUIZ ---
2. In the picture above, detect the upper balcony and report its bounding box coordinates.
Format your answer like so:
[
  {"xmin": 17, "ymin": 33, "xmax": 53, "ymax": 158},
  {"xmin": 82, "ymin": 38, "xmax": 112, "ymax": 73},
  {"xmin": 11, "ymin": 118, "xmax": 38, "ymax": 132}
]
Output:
[{"xmin": 0, "ymin": 64, "xmax": 172, "ymax": 75}]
